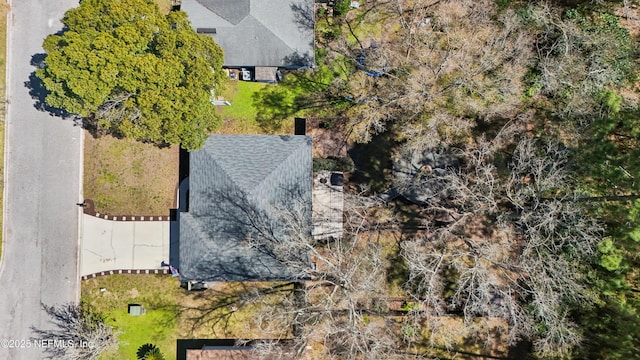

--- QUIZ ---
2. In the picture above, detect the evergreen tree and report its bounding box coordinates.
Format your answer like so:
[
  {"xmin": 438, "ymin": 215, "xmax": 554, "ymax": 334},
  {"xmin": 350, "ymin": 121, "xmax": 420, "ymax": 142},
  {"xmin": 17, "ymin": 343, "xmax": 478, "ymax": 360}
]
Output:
[{"xmin": 37, "ymin": 0, "xmax": 225, "ymax": 150}]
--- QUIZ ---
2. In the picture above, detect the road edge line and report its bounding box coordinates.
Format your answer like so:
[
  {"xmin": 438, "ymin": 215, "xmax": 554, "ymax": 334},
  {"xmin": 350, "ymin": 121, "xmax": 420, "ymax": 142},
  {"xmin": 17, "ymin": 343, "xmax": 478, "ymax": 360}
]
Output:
[
  {"xmin": 76, "ymin": 128, "xmax": 84, "ymax": 302},
  {"xmin": 0, "ymin": 0, "xmax": 12, "ymax": 278}
]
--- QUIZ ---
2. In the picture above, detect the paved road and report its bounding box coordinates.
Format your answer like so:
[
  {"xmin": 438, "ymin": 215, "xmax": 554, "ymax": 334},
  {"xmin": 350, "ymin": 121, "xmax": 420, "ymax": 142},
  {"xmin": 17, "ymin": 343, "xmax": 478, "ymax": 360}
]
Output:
[{"xmin": 0, "ymin": 1, "xmax": 82, "ymax": 359}]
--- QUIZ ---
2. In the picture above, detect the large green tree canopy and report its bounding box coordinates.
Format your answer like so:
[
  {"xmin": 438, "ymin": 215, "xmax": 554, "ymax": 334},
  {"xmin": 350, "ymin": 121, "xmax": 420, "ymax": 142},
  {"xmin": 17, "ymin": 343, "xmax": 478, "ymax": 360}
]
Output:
[{"xmin": 37, "ymin": 0, "xmax": 225, "ymax": 150}]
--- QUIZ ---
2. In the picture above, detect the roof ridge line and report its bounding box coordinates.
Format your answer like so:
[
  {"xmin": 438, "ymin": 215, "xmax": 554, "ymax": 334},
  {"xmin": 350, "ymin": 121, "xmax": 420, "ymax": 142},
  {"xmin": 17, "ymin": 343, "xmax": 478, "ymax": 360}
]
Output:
[
  {"xmin": 250, "ymin": 138, "xmax": 309, "ymax": 196},
  {"xmin": 244, "ymin": 14, "xmax": 296, "ymax": 53}
]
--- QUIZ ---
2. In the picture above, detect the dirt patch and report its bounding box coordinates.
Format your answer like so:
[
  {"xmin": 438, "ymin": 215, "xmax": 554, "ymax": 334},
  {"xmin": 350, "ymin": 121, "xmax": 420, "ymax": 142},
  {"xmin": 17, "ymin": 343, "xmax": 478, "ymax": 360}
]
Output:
[
  {"xmin": 155, "ymin": 0, "xmax": 174, "ymax": 14},
  {"xmin": 129, "ymin": 288, "xmax": 140, "ymax": 298},
  {"xmin": 307, "ymin": 117, "xmax": 350, "ymax": 158},
  {"xmin": 83, "ymin": 131, "xmax": 179, "ymax": 216},
  {"xmin": 617, "ymin": 4, "xmax": 640, "ymax": 38}
]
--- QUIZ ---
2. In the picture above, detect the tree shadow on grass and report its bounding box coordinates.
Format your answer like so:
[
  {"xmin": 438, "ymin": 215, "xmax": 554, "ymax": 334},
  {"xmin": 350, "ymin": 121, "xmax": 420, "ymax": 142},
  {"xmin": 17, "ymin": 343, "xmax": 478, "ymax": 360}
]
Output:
[
  {"xmin": 24, "ymin": 53, "xmax": 82, "ymax": 126},
  {"xmin": 252, "ymin": 70, "xmax": 351, "ymax": 132},
  {"xmin": 176, "ymin": 282, "xmax": 295, "ymax": 337}
]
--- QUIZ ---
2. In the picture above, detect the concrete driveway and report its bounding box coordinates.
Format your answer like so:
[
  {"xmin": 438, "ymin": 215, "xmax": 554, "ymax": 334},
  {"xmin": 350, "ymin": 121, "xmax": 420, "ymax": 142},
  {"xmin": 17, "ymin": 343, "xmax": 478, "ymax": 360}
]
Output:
[{"xmin": 81, "ymin": 214, "xmax": 171, "ymax": 277}]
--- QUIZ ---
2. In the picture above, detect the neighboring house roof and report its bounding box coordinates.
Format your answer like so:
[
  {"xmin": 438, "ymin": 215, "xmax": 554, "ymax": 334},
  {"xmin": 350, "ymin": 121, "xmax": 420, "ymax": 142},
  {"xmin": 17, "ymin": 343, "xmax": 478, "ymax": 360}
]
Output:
[
  {"xmin": 178, "ymin": 339, "xmax": 306, "ymax": 360},
  {"xmin": 186, "ymin": 348, "xmax": 293, "ymax": 360},
  {"xmin": 186, "ymin": 348, "xmax": 251, "ymax": 360},
  {"xmin": 181, "ymin": 0, "xmax": 315, "ymax": 68},
  {"xmin": 178, "ymin": 135, "xmax": 312, "ymax": 282}
]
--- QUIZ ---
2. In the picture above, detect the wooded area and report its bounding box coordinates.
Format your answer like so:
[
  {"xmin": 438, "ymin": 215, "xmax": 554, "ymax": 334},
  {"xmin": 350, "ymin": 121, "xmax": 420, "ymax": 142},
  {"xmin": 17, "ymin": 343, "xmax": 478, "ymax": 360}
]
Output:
[{"xmin": 241, "ymin": 0, "xmax": 640, "ymax": 358}]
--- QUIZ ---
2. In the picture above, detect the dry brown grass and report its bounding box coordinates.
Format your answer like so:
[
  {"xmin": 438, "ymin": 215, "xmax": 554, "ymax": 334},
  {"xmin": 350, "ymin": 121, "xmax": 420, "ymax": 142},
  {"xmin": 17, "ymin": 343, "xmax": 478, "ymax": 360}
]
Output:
[
  {"xmin": 178, "ymin": 282, "xmax": 292, "ymax": 339},
  {"xmin": 617, "ymin": 5, "xmax": 640, "ymax": 38},
  {"xmin": 83, "ymin": 131, "xmax": 179, "ymax": 216},
  {"xmin": 155, "ymin": 0, "xmax": 173, "ymax": 14}
]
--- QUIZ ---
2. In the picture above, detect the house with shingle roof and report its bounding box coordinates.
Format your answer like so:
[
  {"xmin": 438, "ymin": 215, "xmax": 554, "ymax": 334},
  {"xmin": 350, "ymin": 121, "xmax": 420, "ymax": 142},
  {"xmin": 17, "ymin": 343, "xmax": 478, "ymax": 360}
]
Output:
[
  {"xmin": 177, "ymin": 339, "xmax": 309, "ymax": 360},
  {"xmin": 181, "ymin": 0, "xmax": 315, "ymax": 74},
  {"xmin": 173, "ymin": 135, "xmax": 313, "ymax": 282}
]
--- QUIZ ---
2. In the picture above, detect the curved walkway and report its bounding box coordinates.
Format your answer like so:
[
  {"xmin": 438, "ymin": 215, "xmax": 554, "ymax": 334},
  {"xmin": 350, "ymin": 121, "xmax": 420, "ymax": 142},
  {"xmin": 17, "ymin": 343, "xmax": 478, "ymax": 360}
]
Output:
[{"xmin": 81, "ymin": 211, "xmax": 172, "ymax": 278}]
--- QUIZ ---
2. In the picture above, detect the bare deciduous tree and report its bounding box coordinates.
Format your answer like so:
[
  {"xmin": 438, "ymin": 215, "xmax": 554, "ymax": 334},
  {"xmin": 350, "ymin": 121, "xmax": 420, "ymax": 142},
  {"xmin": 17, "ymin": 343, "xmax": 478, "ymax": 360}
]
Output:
[
  {"xmin": 333, "ymin": 0, "xmax": 533, "ymax": 144},
  {"xmin": 31, "ymin": 302, "xmax": 117, "ymax": 360},
  {"xmin": 246, "ymin": 202, "xmax": 404, "ymax": 359},
  {"xmin": 400, "ymin": 134, "xmax": 602, "ymax": 357},
  {"xmin": 189, "ymin": 187, "xmax": 407, "ymax": 359},
  {"xmin": 523, "ymin": 2, "xmax": 636, "ymax": 119}
]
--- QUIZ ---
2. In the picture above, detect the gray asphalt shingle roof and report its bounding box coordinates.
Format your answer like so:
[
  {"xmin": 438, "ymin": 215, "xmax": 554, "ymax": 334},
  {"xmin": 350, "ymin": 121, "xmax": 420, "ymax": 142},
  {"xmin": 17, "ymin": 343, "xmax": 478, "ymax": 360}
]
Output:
[
  {"xmin": 182, "ymin": 0, "xmax": 315, "ymax": 67},
  {"xmin": 179, "ymin": 135, "xmax": 312, "ymax": 282}
]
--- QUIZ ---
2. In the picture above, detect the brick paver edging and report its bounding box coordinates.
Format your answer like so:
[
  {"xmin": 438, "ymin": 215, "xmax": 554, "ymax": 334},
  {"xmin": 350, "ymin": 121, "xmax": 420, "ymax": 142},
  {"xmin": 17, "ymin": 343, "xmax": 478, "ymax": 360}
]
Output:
[
  {"xmin": 81, "ymin": 268, "xmax": 171, "ymax": 281},
  {"xmin": 81, "ymin": 199, "xmax": 171, "ymax": 221}
]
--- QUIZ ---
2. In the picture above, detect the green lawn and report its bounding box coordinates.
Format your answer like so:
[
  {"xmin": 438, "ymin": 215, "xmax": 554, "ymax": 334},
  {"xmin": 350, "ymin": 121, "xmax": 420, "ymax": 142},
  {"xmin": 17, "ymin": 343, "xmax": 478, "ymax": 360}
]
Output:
[
  {"xmin": 83, "ymin": 275, "xmax": 183, "ymax": 360},
  {"xmin": 216, "ymin": 80, "xmax": 268, "ymax": 134},
  {"xmin": 82, "ymin": 275, "xmax": 284, "ymax": 359}
]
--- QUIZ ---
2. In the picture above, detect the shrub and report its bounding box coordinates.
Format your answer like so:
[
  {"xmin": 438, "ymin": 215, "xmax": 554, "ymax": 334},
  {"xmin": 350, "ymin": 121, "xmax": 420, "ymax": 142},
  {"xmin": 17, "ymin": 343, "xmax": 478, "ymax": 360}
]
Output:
[
  {"xmin": 333, "ymin": 0, "xmax": 350, "ymax": 16},
  {"xmin": 313, "ymin": 157, "xmax": 355, "ymax": 173},
  {"xmin": 334, "ymin": 156, "xmax": 355, "ymax": 172},
  {"xmin": 137, "ymin": 343, "xmax": 165, "ymax": 360}
]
